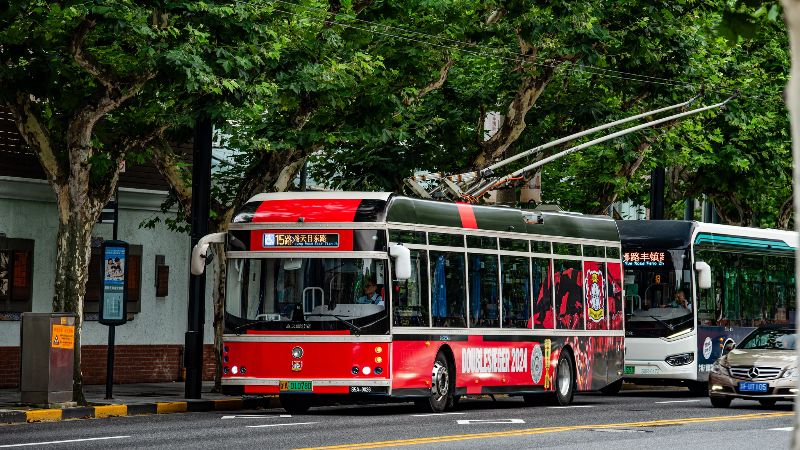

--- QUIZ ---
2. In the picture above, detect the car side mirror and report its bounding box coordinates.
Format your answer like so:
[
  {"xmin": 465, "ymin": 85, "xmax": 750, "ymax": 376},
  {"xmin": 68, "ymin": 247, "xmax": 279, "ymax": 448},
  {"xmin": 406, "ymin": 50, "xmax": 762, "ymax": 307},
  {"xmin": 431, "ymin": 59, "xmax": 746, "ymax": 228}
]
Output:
[
  {"xmin": 389, "ymin": 244, "xmax": 411, "ymax": 280},
  {"xmin": 695, "ymin": 261, "xmax": 711, "ymax": 289}
]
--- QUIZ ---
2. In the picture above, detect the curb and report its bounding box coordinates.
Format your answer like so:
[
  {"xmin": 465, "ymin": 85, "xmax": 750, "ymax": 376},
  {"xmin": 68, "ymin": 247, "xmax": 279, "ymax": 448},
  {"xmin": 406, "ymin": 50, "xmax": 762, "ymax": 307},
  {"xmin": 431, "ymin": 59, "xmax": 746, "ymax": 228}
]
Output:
[{"xmin": 0, "ymin": 397, "xmax": 281, "ymax": 424}]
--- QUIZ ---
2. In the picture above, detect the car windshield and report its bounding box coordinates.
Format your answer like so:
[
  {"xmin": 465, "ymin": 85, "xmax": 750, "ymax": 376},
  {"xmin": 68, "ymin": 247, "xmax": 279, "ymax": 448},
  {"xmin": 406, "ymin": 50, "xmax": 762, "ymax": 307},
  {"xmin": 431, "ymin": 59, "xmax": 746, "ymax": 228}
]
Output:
[
  {"xmin": 738, "ymin": 328, "xmax": 796, "ymax": 350},
  {"xmin": 224, "ymin": 257, "xmax": 389, "ymax": 334},
  {"xmin": 623, "ymin": 247, "xmax": 694, "ymax": 338}
]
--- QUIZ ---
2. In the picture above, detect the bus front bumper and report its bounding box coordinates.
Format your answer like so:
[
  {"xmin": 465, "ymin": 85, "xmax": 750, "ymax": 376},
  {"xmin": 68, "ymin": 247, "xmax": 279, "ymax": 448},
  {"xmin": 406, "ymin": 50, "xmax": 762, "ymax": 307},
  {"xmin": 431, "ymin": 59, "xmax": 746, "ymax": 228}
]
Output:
[{"xmin": 624, "ymin": 359, "xmax": 697, "ymax": 381}]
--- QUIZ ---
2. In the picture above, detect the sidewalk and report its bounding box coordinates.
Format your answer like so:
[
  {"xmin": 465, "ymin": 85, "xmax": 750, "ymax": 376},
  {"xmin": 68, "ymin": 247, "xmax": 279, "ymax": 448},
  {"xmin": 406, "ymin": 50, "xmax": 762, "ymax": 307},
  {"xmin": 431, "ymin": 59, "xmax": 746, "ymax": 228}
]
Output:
[{"xmin": 0, "ymin": 382, "xmax": 279, "ymax": 424}]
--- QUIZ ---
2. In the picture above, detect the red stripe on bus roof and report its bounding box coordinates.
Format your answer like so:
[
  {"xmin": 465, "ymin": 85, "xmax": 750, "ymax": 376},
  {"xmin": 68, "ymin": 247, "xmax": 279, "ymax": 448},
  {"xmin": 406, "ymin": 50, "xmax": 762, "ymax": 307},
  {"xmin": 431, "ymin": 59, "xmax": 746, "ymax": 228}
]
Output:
[
  {"xmin": 253, "ymin": 199, "xmax": 363, "ymax": 223},
  {"xmin": 456, "ymin": 203, "xmax": 478, "ymax": 229}
]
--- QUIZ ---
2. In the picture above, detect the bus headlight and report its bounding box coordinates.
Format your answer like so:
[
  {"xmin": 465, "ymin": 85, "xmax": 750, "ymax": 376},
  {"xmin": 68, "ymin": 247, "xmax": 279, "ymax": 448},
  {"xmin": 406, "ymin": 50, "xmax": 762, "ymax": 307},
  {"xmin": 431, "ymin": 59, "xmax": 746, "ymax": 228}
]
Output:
[{"xmin": 665, "ymin": 352, "xmax": 694, "ymax": 367}]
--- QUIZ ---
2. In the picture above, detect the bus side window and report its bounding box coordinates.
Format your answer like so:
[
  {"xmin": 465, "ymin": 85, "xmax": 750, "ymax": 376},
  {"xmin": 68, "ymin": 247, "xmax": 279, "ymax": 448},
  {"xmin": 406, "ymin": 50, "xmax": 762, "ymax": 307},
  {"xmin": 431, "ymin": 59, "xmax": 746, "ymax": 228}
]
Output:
[
  {"xmin": 392, "ymin": 250, "xmax": 429, "ymax": 327},
  {"xmin": 430, "ymin": 251, "xmax": 466, "ymax": 328},
  {"xmin": 554, "ymin": 259, "xmax": 584, "ymax": 330},
  {"xmin": 501, "ymin": 255, "xmax": 530, "ymax": 328},
  {"xmin": 468, "ymin": 253, "xmax": 500, "ymax": 328}
]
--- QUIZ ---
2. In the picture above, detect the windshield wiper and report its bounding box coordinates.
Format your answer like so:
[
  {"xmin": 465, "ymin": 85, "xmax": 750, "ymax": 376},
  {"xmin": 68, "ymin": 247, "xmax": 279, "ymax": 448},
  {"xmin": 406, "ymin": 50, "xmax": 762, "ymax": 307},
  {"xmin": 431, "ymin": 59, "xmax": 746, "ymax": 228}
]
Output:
[
  {"xmin": 232, "ymin": 320, "xmax": 276, "ymax": 335},
  {"xmin": 648, "ymin": 315, "xmax": 674, "ymax": 331},
  {"xmin": 305, "ymin": 313, "xmax": 362, "ymax": 336}
]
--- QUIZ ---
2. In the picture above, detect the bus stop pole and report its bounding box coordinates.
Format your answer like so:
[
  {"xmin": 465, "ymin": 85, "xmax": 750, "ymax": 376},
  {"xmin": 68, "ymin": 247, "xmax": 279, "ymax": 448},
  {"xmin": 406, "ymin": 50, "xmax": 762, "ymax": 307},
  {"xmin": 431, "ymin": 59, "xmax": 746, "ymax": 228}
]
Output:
[
  {"xmin": 186, "ymin": 114, "xmax": 212, "ymax": 399},
  {"xmin": 105, "ymin": 186, "xmax": 119, "ymax": 400}
]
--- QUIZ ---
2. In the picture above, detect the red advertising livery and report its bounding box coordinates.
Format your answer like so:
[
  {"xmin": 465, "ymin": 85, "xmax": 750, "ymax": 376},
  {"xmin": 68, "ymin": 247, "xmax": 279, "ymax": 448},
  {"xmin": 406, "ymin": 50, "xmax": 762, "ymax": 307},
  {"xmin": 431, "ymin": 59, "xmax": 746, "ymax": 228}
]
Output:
[{"xmin": 191, "ymin": 192, "xmax": 624, "ymax": 413}]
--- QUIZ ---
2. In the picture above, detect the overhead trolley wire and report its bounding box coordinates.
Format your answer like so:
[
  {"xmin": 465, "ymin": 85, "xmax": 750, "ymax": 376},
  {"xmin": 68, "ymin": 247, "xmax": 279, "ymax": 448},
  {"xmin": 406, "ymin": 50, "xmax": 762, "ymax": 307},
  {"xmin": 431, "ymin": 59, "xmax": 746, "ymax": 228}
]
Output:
[{"xmin": 269, "ymin": 0, "xmax": 778, "ymax": 100}]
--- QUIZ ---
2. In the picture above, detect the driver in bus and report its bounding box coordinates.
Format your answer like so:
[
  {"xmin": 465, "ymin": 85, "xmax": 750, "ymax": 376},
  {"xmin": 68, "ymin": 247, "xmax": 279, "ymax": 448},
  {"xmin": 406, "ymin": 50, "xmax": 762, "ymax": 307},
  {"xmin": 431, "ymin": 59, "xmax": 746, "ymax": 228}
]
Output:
[
  {"xmin": 670, "ymin": 289, "xmax": 692, "ymax": 312},
  {"xmin": 356, "ymin": 276, "xmax": 384, "ymax": 307}
]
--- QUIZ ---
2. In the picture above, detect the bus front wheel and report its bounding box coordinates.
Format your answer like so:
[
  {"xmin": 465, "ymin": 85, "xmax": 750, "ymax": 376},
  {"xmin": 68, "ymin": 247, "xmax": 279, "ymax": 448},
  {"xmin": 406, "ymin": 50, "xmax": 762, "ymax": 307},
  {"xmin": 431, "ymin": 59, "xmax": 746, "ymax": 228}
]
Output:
[{"xmin": 280, "ymin": 394, "xmax": 312, "ymax": 414}]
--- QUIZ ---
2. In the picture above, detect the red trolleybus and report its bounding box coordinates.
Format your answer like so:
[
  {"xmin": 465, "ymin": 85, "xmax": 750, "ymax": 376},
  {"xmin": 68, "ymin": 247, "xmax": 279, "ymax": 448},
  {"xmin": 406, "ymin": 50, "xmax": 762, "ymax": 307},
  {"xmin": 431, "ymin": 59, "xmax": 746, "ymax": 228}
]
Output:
[{"xmin": 191, "ymin": 192, "xmax": 625, "ymax": 413}]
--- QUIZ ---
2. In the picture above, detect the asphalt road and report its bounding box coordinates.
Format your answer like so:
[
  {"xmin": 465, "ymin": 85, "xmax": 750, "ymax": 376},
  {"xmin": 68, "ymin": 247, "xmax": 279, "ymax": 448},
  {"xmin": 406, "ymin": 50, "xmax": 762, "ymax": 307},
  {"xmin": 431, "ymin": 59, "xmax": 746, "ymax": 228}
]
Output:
[{"xmin": 0, "ymin": 389, "xmax": 795, "ymax": 449}]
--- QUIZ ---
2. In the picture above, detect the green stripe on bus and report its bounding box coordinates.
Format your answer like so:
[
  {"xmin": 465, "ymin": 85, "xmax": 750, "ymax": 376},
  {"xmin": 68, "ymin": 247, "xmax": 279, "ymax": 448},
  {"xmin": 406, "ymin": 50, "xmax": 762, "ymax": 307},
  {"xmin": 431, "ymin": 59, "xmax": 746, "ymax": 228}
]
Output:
[{"xmin": 694, "ymin": 233, "xmax": 794, "ymax": 251}]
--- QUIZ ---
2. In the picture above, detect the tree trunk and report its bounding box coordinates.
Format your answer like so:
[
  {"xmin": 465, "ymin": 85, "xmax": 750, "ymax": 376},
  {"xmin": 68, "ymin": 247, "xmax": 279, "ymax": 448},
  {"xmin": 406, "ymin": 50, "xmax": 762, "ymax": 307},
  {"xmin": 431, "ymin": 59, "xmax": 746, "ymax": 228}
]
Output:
[
  {"xmin": 779, "ymin": 1, "xmax": 800, "ymax": 448},
  {"xmin": 212, "ymin": 243, "xmax": 227, "ymax": 392},
  {"xmin": 52, "ymin": 170, "xmax": 104, "ymax": 405}
]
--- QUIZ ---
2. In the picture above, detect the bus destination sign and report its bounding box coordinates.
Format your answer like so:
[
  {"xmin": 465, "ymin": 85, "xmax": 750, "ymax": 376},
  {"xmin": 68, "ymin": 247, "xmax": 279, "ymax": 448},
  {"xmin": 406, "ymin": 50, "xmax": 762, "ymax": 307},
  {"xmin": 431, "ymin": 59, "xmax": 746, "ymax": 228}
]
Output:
[
  {"xmin": 623, "ymin": 250, "xmax": 666, "ymax": 267},
  {"xmin": 263, "ymin": 232, "xmax": 340, "ymax": 248}
]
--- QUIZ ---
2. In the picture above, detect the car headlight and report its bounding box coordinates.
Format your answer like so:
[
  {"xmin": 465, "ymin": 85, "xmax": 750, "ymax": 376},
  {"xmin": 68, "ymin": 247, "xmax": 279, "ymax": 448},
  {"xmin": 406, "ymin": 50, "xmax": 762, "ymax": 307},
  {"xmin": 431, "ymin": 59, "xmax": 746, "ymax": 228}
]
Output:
[
  {"xmin": 711, "ymin": 359, "xmax": 729, "ymax": 376},
  {"xmin": 782, "ymin": 367, "xmax": 798, "ymax": 379}
]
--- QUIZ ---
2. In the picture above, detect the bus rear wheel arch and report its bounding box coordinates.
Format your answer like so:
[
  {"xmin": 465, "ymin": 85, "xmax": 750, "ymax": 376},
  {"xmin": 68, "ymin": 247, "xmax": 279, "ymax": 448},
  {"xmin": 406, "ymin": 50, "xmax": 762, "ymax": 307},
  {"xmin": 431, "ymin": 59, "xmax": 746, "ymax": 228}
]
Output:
[{"xmin": 417, "ymin": 348, "xmax": 456, "ymax": 413}]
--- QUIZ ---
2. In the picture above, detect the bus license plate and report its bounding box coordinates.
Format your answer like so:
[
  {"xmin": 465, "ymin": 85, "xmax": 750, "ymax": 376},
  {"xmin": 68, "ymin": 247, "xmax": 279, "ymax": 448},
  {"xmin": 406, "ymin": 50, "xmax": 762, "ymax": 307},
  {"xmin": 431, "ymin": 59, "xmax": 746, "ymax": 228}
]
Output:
[
  {"xmin": 624, "ymin": 365, "xmax": 635, "ymax": 375},
  {"xmin": 279, "ymin": 380, "xmax": 313, "ymax": 392},
  {"xmin": 739, "ymin": 382, "xmax": 768, "ymax": 393},
  {"xmin": 350, "ymin": 386, "xmax": 372, "ymax": 393}
]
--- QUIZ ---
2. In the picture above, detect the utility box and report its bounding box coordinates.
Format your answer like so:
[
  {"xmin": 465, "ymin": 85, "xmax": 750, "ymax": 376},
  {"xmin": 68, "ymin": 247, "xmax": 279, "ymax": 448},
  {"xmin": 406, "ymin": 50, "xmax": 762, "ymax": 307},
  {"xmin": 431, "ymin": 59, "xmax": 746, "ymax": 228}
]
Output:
[{"xmin": 20, "ymin": 313, "xmax": 76, "ymax": 406}]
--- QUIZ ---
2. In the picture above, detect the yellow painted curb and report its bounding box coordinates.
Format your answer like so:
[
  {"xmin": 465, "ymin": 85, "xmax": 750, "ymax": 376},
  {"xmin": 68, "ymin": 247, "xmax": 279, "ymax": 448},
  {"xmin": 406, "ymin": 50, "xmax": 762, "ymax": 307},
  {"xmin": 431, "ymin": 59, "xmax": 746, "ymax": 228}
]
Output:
[
  {"xmin": 213, "ymin": 399, "xmax": 244, "ymax": 411},
  {"xmin": 94, "ymin": 405, "xmax": 127, "ymax": 418},
  {"xmin": 156, "ymin": 402, "xmax": 187, "ymax": 414},
  {"xmin": 26, "ymin": 409, "xmax": 62, "ymax": 423}
]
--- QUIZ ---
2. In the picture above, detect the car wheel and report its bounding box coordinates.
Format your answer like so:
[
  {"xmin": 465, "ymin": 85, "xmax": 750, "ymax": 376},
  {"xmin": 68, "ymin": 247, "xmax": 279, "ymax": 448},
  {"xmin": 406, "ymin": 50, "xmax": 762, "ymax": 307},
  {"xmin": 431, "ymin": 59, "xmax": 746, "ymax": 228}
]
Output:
[
  {"xmin": 548, "ymin": 350, "xmax": 575, "ymax": 406},
  {"xmin": 600, "ymin": 379, "xmax": 623, "ymax": 395},
  {"xmin": 279, "ymin": 394, "xmax": 312, "ymax": 414},
  {"xmin": 759, "ymin": 399, "xmax": 777, "ymax": 407},
  {"xmin": 710, "ymin": 395, "xmax": 732, "ymax": 408},
  {"xmin": 423, "ymin": 351, "xmax": 454, "ymax": 413}
]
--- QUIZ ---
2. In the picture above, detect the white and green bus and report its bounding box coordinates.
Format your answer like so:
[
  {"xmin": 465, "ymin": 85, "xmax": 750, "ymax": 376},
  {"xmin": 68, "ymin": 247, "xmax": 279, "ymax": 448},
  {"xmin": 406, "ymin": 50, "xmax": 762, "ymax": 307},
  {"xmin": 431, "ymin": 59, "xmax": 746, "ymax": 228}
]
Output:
[{"xmin": 617, "ymin": 220, "xmax": 796, "ymax": 393}]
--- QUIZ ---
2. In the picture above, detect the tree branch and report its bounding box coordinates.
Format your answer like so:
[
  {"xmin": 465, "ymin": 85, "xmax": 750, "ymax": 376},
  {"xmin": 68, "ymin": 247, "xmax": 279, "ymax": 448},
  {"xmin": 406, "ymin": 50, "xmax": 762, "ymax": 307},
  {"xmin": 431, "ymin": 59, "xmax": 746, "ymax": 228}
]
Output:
[
  {"xmin": 7, "ymin": 94, "xmax": 64, "ymax": 185},
  {"xmin": 403, "ymin": 56, "xmax": 454, "ymax": 107},
  {"xmin": 151, "ymin": 138, "xmax": 193, "ymax": 216},
  {"xmin": 777, "ymin": 193, "xmax": 794, "ymax": 230}
]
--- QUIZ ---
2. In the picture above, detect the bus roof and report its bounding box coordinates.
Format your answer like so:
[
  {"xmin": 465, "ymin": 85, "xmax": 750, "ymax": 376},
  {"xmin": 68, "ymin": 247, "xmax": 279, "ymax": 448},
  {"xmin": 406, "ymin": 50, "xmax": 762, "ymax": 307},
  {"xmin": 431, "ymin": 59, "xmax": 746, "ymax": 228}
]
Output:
[
  {"xmin": 617, "ymin": 220, "xmax": 798, "ymax": 250},
  {"xmin": 235, "ymin": 192, "xmax": 620, "ymax": 242}
]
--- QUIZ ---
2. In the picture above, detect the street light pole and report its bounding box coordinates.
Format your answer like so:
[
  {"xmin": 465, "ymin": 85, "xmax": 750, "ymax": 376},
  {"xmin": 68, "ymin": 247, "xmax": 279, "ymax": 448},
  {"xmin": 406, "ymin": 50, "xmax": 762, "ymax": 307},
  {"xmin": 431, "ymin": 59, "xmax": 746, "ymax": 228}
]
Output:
[{"xmin": 186, "ymin": 114, "xmax": 212, "ymax": 399}]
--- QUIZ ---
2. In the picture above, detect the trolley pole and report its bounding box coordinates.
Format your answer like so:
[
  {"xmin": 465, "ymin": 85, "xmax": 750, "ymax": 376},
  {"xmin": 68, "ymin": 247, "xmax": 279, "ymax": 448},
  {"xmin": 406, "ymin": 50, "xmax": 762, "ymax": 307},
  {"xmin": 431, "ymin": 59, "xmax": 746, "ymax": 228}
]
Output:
[{"xmin": 186, "ymin": 114, "xmax": 212, "ymax": 399}]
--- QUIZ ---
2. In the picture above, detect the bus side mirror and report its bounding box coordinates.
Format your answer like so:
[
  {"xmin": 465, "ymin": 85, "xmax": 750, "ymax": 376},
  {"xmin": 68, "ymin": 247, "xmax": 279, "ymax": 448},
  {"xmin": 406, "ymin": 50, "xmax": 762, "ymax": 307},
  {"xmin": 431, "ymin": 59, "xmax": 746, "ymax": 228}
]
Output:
[
  {"xmin": 722, "ymin": 339, "xmax": 736, "ymax": 355},
  {"xmin": 389, "ymin": 244, "xmax": 411, "ymax": 280},
  {"xmin": 695, "ymin": 261, "xmax": 711, "ymax": 289},
  {"xmin": 191, "ymin": 232, "xmax": 227, "ymax": 275}
]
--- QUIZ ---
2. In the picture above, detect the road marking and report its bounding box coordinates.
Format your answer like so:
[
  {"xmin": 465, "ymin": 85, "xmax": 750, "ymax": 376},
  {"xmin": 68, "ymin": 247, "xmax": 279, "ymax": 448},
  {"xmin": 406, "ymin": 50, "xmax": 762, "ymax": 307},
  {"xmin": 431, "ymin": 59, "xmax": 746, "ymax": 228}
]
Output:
[
  {"xmin": 770, "ymin": 427, "xmax": 793, "ymax": 431},
  {"xmin": 0, "ymin": 436, "xmax": 130, "ymax": 448},
  {"xmin": 546, "ymin": 405, "xmax": 595, "ymax": 409},
  {"xmin": 655, "ymin": 400, "xmax": 701, "ymax": 404},
  {"xmin": 457, "ymin": 419, "xmax": 525, "ymax": 425},
  {"xmin": 295, "ymin": 412, "xmax": 793, "ymax": 450},
  {"xmin": 411, "ymin": 412, "xmax": 466, "ymax": 417},
  {"xmin": 248, "ymin": 422, "xmax": 319, "ymax": 428},
  {"xmin": 222, "ymin": 414, "xmax": 292, "ymax": 419}
]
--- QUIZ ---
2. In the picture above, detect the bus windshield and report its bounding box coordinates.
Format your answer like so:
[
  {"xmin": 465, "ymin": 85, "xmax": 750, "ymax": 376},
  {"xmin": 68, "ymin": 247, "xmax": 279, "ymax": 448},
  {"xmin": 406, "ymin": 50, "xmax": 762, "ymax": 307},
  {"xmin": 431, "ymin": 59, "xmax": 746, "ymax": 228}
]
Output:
[
  {"xmin": 224, "ymin": 257, "xmax": 389, "ymax": 335},
  {"xmin": 623, "ymin": 248, "xmax": 693, "ymax": 338}
]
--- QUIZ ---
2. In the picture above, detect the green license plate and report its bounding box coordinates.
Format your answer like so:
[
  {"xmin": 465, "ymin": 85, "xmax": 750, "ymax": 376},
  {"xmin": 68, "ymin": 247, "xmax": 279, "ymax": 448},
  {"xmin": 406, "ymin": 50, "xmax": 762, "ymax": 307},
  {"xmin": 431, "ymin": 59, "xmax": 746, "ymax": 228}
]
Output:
[
  {"xmin": 279, "ymin": 380, "xmax": 312, "ymax": 392},
  {"xmin": 624, "ymin": 365, "xmax": 635, "ymax": 375}
]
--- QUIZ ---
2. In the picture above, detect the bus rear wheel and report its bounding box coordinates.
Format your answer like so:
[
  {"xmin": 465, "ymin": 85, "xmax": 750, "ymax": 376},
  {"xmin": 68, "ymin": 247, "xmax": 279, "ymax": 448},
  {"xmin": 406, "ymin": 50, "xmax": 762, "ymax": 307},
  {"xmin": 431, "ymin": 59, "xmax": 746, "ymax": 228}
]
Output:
[
  {"xmin": 422, "ymin": 351, "xmax": 454, "ymax": 413},
  {"xmin": 549, "ymin": 351, "xmax": 575, "ymax": 406},
  {"xmin": 280, "ymin": 394, "xmax": 312, "ymax": 414}
]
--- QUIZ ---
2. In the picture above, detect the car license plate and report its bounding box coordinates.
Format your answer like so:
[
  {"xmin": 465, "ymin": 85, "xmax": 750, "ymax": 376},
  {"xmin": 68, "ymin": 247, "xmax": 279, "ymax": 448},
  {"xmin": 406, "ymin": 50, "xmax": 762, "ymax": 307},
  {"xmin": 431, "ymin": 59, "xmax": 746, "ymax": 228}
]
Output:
[
  {"xmin": 738, "ymin": 382, "xmax": 768, "ymax": 393},
  {"xmin": 279, "ymin": 380, "xmax": 312, "ymax": 392},
  {"xmin": 624, "ymin": 365, "xmax": 635, "ymax": 375}
]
